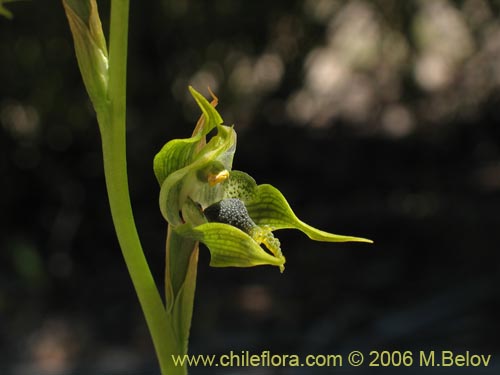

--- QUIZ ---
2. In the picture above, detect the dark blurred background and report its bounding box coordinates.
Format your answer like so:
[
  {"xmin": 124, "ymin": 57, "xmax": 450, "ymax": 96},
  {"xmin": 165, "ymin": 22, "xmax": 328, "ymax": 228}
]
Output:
[{"xmin": 1, "ymin": 0, "xmax": 499, "ymax": 374}]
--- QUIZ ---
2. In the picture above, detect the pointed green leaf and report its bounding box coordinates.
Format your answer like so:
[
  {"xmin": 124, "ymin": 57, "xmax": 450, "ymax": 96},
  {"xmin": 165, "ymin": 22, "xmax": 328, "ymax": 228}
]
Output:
[
  {"xmin": 246, "ymin": 184, "xmax": 373, "ymax": 243},
  {"xmin": 176, "ymin": 223, "xmax": 286, "ymax": 270},
  {"xmin": 188, "ymin": 86, "xmax": 223, "ymax": 136}
]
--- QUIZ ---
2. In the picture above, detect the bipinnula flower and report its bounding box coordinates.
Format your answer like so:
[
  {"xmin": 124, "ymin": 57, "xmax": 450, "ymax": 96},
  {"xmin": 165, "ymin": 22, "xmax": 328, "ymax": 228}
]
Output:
[{"xmin": 154, "ymin": 87, "xmax": 372, "ymax": 273}]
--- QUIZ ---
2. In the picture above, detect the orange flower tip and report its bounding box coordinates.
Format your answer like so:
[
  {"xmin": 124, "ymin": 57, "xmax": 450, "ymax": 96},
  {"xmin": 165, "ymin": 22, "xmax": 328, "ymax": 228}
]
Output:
[{"xmin": 207, "ymin": 86, "xmax": 219, "ymax": 106}]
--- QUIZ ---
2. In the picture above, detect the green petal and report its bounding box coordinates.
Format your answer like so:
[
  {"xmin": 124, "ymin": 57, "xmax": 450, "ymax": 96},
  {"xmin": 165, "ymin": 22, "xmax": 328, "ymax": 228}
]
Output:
[
  {"xmin": 176, "ymin": 223, "xmax": 286, "ymax": 270},
  {"xmin": 246, "ymin": 184, "xmax": 373, "ymax": 243}
]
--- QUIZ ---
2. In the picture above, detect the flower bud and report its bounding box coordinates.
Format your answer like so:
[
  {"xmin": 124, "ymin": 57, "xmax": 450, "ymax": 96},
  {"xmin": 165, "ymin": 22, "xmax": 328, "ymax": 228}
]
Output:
[{"xmin": 62, "ymin": 0, "xmax": 109, "ymax": 108}]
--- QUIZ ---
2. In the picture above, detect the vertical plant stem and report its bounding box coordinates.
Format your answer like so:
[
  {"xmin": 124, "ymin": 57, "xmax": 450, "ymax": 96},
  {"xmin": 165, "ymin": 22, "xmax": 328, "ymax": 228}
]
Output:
[
  {"xmin": 100, "ymin": 1, "xmax": 174, "ymax": 373},
  {"xmin": 101, "ymin": 130, "xmax": 174, "ymax": 375}
]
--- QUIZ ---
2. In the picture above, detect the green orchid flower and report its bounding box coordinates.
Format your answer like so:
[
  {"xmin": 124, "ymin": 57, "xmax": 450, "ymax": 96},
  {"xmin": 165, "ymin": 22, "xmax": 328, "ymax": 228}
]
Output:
[{"xmin": 154, "ymin": 87, "xmax": 372, "ymax": 274}]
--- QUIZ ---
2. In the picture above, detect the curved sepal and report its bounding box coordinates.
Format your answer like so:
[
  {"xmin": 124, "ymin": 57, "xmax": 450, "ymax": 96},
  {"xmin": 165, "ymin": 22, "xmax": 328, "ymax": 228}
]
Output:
[
  {"xmin": 246, "ymin": 184, "xmax": 373, "ymax": 243},
  {"xmin": 176, "ymin": 223, "xmax": 286, "ymax": 270},
  {"xmin": 188, "ymin": 86, "xmax": 223, "ymax": 136}
]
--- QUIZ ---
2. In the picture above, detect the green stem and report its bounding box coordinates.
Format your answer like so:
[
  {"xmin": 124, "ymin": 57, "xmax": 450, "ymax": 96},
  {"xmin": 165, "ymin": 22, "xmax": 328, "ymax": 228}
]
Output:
[
  {"xmin": 101, "ymin": 128, "xmax": 175, "ymax": 375},
  {"xmin": 100, "ymin": 1, "xmax": 176, "ymax": 373}
]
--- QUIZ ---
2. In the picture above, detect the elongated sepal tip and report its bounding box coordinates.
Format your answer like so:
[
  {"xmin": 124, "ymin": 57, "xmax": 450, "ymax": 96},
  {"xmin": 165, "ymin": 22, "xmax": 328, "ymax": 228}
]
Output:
[{"xmin": 345, "ymin": 237, "xmax": 374, "ymax": 244}]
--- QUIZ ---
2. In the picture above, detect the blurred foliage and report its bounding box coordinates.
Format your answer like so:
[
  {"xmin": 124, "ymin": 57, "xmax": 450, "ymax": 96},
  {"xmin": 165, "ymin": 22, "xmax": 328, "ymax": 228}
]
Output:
[
  {"xmin": 0, "ymin": 0, "xmax": 14, "ymax": 19},
  {"xmin": 1, "ymin": 0, "xmax": 499, "ymax": 374}
]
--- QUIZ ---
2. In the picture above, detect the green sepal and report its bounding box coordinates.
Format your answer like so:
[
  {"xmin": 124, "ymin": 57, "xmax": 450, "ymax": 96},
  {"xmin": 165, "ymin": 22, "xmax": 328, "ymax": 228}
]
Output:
[
  {"xmin": 246, "ymin": 184, "xmax": 373, "ymax": 243},
  {"xmin": 176, "ymin": 223, "xmax": 286, "ymax": 270},
  {"xmin": 188, "ymin": 86, "xmax": 223, "ymax": 136}
]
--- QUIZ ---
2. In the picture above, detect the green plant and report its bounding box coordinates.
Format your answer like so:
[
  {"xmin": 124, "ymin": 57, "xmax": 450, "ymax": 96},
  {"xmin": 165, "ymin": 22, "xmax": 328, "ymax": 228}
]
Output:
[{"xmin": 62, "ymin": 1, "xmax": 372, "ymax": 374}]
